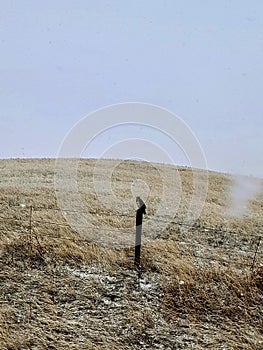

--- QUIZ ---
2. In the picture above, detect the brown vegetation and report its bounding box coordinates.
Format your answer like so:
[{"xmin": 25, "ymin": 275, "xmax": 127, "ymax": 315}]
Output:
[{"xmin": 0, "ymin": 158, "xmax": 262, "ymax": 349}]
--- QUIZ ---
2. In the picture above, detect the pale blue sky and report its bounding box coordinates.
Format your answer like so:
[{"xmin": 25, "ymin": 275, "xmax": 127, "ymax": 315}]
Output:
[{"xmin": 1, "ymin": 1, "xmax": 263, "ymax": 177}]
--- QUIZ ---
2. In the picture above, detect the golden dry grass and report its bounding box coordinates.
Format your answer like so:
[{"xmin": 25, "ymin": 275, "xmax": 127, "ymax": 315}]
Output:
[{"xmin": 0, "ymin": 158, "xmax": 262, "ymax": 349}]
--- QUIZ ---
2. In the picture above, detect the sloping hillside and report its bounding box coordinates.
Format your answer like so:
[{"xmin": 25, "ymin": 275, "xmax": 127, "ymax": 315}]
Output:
[{"xmin": 0, "ymin": 158, "xmax": 262, "ymax": 350}]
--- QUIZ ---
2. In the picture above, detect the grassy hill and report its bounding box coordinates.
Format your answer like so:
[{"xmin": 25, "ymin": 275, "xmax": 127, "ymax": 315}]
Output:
[{"xmin": 0, "ymin": 158, "xmax": 262, "ymax": 349}]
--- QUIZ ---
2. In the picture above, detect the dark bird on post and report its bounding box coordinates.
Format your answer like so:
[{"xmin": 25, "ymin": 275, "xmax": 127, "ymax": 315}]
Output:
[{"xmin": 135, "ymin": 197, "xmax": 146, "ymax": 268}]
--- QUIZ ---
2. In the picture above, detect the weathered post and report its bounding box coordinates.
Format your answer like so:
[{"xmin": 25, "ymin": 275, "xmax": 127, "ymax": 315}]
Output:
[
  {"xmin": 29, "ymin": 205, "xmax": 33, "ymax": 254},
  {"xmin": 251, "ymin": 236, "xmax": 261, "ymax": 271},
  {"xmin": 134, "ymin": 197, "xmax": 146, "ymax": 268},
  {"xmin": 28, "ymin": 205, "xmax": 33, "ymax": 322}
]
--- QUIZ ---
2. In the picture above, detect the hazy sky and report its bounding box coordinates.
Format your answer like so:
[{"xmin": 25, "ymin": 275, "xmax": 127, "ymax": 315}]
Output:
[{"xmin": 1, "ymin": 1, "xmax": 263, "ymax": 177}]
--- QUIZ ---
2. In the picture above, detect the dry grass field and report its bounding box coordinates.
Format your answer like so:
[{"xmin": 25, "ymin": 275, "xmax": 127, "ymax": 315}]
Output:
[{"xmin": 0, "ymin": 158, "xmax": 262, "ymax": 349}]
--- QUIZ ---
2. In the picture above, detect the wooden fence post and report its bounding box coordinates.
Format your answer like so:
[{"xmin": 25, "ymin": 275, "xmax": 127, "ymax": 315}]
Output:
[
  {"xmin": 29, "ymin": 205, "xmax": 33, "ymax": 254},
  {"xmin": 28, "ymin": 205, "xmax": 33, "ymax": 322},
  {"xmin": 251, "ymin": 236, "xmax": 261, "ymax": 271}
]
